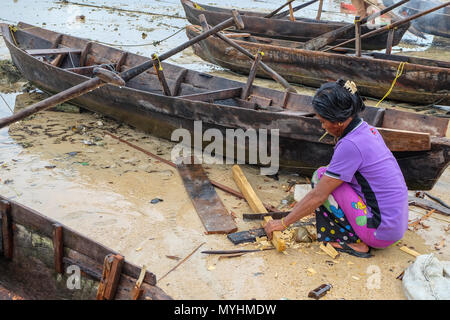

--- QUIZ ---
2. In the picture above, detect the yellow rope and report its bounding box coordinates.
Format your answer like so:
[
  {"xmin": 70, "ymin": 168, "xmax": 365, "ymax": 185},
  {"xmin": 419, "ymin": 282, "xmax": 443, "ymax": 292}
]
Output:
[
  {"xmin": 8, "ymin": 25, "xmax": 18, "ymax": 46},
  {"xmin": 375, "ymin": 62, "xmax": 407, "ymax": 108},
  {"xmin": 193, "ymin": 2, "xmax": 205, "ymax": 10},
  {"xmin": 152, "ymin": 54, "xmax": 163, "ymax": 71}
]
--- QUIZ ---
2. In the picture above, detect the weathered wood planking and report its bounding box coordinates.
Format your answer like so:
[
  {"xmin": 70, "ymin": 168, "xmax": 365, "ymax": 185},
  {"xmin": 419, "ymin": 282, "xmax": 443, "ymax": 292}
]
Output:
[
  {"xmin": 177, "ymin": 158, "xmax": 237, "ymax": 234},
  {"xmin": 378, "ymin": 128, "xmax": 431, "ymax": 152},
  {"xmin": 0, "ymin": 195, "xmax": 157, "ymax": 286},
  {"xmin": 26, "ymin": 48, "xmax": 82, "ymax": 56}
]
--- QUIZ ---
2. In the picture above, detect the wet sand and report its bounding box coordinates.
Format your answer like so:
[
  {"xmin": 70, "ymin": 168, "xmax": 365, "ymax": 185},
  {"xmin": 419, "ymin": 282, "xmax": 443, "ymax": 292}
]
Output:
[{"xmin": 0, "ymin": 0, "xmax": 449, "ymax": 300}]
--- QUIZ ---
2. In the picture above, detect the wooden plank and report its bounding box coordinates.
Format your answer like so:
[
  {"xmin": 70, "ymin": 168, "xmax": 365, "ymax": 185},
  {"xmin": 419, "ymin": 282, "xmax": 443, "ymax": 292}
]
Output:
[
  {"xmin": 53, "ymin": 224, "xmax": 64, "ymax": 274},
  {"xmin": 249, "ymin": 95, "xmax": 272, "ymax": 108},
  {"xmin": 0, "ymin": 200, "xmax": 13, "ymax": 260},
  {"xmin": 382, "ymin": 108, "xmax": 448, "ymax": 137},
  {"xmin": 231, "ymin": 165, "xmax": 286, "ymax": 252},
  {"xmin": 26, "ymin": 48, "xmax": 82, "ymax": 56},
  {"xmin": 408, "ymin": 196, "xmax": 450, "ymax": 217},
  {"xmin": 178, "ymin": 87, "xmax": 242, "ymax": 102},
  {"xmin": 176, "ymin": 157, "xmax": 237, "ymax": 234},
  {"xmin": 222, "ymin": 32, "xmax": 252, "ymax": 38},
  {"xmin": 320, "ymin": 243, "xmax": 339, "ymax": 259},
  {"xmin": 399, "ymin": 246, "xmax": 421, "ymax": 257},
  {"xmin": 96, "ymin": 254, "xmax": 124, "ymax": 300},
  {"xmin": 377, "ymin": 128, "xmax": 431, "ymax": 151}
]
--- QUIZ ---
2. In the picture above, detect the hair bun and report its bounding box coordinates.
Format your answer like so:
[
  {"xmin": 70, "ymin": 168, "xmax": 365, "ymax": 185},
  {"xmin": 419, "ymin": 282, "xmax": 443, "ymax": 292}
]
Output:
[{"xmin": 336, "ymin": 78, "xmax": 346, "ymax": 87}]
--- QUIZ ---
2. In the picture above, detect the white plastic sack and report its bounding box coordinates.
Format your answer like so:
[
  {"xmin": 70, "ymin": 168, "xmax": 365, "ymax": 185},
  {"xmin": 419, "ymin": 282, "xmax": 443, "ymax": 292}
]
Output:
[{"xmin": 402, "ymin": 253, "xmax": 450, "ymax": 300}]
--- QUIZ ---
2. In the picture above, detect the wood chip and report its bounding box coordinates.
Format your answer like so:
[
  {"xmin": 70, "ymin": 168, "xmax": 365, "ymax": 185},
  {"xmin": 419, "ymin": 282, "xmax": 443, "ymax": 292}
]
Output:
[
  {"xmin": 319, "ymin": 243, "xmax": 339, "ymax": 259},
  {"xmin": 207, "ymin": 265, "xmax": 216, "ymax": 271},
  {"xmin": 352, "ymin": 276, "xmax": 360, "ymax": 281},
  {"xmin": 307, "ymin": 268, "xmax": 317, "ymax": 275},
  {"xmin": 400, "ymin": 246, "xmax": 421, "ymax": 257},
  {"xmin": 434, "ymin": 238, "xmax": 445, "ymax": 251},
  {"xmin": 166, "ymin": 255, "xmax": 181, "ymax": 261}
]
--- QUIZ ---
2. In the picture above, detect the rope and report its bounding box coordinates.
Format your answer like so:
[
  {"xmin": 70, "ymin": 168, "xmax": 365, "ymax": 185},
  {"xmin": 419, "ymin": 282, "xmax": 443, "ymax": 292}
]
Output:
[
  {"xmin": 375, "ymin": 62, "xmax": 407, "ymax": 108},
  {"xmin": 0, "ymin": 94, "xmax": 14, "ymax": 114},
  {"xmin": 152, "ymin": 54, "xmax": 163, "ymax": 71}
]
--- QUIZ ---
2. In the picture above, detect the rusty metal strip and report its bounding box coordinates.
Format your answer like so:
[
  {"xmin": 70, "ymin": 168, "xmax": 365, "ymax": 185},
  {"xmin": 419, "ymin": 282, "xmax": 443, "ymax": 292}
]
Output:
[
  {"xmin": 53, "ymin": 224, "xmax": 64, "ymax": 274},
  {"xmin": 0, "ymin": 200, "xmax": 13, "ymax": 260},
  {"xmin": 176, "ymin": 157, "xmax": 237, "ymax": 234},
  {"xmin": 96, "ymin": 253, "xmax": 124, "ymax": 300}
]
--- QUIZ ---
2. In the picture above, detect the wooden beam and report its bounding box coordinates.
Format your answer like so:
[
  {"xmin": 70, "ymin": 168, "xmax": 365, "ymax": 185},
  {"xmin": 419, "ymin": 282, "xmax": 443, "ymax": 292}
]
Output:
[
  {"xmin": 171, "ymin": 69, "xmax": 188, "ymax": 96},
  {"xmin": 0, "ymin": 200, "xmax": 13, "ymax": 260},
  {"xmin": 179, "ymin": 87, "xmax": 242, "ymax": 102},
  {"xmin": 241, "ymin": 51, "xmax": 263, "ymax": 100},
  {"xmin": 53, "ymin": 224, "xmax": 64, "ymax": 274},
  {"xmin": 377, "ymin": 128, "xmax": 431, "ymax": 151},
  {"xmin": 288, "ymin": 3, "xmax": 295, "ymax": 21},
  {"xmin": 116, "ymin": 52, "xmax": 128, "ymax": 72},
  {"xmin": 400, "ymin": 246, "xmax": 421, "ymax": 257},
  {"xmin": 385, "ymin": 28, "xmax": 395, "ymax": 55},
  {"xmin": 355, "ymin": 16, "xmax": 362, "ymax": 57},
  {"xmin": 26, "ymin": 48, "xmax": 82, "ymax": 56},
  {"xmin": 96, "ymin": 254, "xmax": 124, "ymax": 300},
  {"xmin": 130, "ymin": 265, "xmax": 146, "ymax": 300},
  {"xmin": 231, "ymin": 165, "xmax": 286, "ymax": 252},
  {"xmin": 79, "ymin": 42, "xmax": 94, "ymax": 67},
  {"xmin": 151, "ymin": 53, "xmax": 172, "ymax": 96},
  {"xmin": 316, "ymin": 0, "xmax": 324, "ymax": 20}
]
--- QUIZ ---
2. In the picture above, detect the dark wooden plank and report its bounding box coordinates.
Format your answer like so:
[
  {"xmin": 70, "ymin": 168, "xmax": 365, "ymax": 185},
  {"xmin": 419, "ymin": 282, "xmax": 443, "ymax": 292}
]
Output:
[
  {"xmin": 178, "ymin": 87, "xmax": 242, "ymax": 102},
  {"xmin": 0, "ymin": 200, "xmax": 13, "ymax": 260},
  {"xmin": 176, "ymin": 157, "xmax": 237, "ymax": 234},
  {"xmin": 53, "ymin": 224, "xmax": 64, "ymax": 274},
  {"xmin": 26, "ymin": 48, "xmax": 82, "ymax": 56}
]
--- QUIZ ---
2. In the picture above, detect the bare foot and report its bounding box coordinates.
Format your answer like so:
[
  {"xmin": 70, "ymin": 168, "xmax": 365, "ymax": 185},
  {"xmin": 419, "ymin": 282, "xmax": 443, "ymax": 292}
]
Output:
[{"xmin": 329, "ymin": 242, "xmax": 369, "ymax": 253}]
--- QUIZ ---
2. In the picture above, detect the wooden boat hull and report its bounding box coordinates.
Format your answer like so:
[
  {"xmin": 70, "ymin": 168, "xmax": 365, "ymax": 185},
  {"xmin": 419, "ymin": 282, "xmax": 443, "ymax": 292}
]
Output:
[
  {"xmin": 180, "ymin": 0, "xmax": 410, "ymax": 50},
  {"xmin": 0, "ymin": 197, "xmax": 171, "ymax": 300},
  {"xmin": 398, "ymin": 0, "xmax": 450, "ymax": 38},
  {"xmin": 2, "ymin": 23, "xmax": 449, "ymax": 190},
  {"xmin": 186, "ymin": 25, "xmax": 450, "ymax": 105}
]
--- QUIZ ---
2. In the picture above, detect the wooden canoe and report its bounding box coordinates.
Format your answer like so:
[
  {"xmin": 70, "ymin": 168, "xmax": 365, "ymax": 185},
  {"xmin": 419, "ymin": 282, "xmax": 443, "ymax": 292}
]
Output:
[
  {"xmin": 1, "ymin": 22, "xmax": 449, "ymax": 190},
  {"xmin": 0, "ymin": 196, "xmax": 171, "ymax": 300},
  {"xmin": 180, "ymin": 0, "xmax": 410, "ymax": 50},
  {"xmin": 391, "ymin": 0, "xmax": 450, "ymax": 38},
  {"xmin": 186, "ymin": 25, "xmax": 450, "ymax": 105}
]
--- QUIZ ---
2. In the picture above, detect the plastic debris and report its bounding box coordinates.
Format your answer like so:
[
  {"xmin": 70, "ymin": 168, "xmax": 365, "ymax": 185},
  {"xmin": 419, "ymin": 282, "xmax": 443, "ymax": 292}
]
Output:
[{"xmin": 150, "ymin": 198, "xmax": 163, "ymax": 204}]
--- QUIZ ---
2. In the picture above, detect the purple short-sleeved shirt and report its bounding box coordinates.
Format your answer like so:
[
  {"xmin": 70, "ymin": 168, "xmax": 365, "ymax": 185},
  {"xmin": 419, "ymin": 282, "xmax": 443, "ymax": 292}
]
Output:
[{"xmin": 325, "ymin": 118, "xmax": 409, "ymax": 241}]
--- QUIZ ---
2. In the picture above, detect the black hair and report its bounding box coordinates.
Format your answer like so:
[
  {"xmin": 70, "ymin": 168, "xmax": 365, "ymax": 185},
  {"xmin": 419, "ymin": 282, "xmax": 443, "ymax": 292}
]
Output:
[{"xmin": 312, "ymin": 79, "xmax": 366, "ymax": 123}]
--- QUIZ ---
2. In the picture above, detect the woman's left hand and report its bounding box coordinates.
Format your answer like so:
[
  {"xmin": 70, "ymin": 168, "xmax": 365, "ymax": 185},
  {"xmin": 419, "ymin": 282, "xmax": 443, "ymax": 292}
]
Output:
[{"xmin": 264, "ymin": 219, "xmax": 286, "ymax": 240}]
